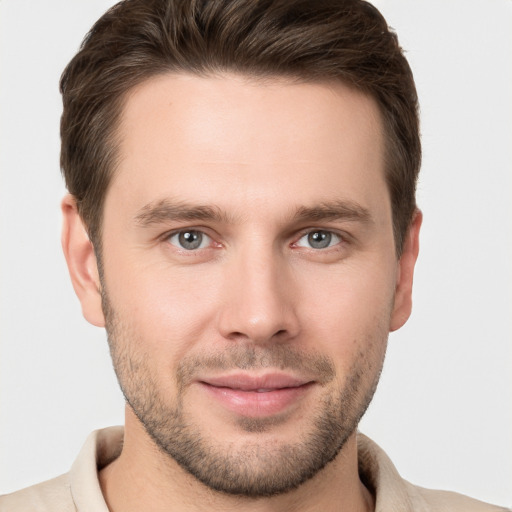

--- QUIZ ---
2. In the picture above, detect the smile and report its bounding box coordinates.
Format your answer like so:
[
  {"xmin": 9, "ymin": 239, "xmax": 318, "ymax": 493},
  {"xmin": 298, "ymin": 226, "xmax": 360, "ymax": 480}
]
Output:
[{"xmin": 197, "ymin": 373, "xmax": 315, "ymax": 418}]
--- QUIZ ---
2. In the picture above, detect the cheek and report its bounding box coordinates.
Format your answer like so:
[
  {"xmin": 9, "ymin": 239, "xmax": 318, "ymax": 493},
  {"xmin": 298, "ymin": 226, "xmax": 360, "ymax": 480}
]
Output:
[
  {"xmin": 296, "ymin": 261, "xmax": 396, "ymax": 367},
  {"xmin": 104, "ymin": 258, "xmax": 223, "ymax": 363},
  {"xmin": 102, "ymin": 234, "xmax": 397, "ymax": 379}
]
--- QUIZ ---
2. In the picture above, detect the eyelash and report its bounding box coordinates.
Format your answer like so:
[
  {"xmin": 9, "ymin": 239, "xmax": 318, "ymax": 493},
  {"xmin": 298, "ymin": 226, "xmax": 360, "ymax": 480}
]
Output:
[
  {"xmin": 293, "ymin": 230, "xmax": 344, "ymax": 250},
  {"xmin": 163, "ymin": 228, "xmax": 347, "ymax": 252},
  {"xmin": 165, "ymin": 229, "xmax": 217, "ymax": 252}
]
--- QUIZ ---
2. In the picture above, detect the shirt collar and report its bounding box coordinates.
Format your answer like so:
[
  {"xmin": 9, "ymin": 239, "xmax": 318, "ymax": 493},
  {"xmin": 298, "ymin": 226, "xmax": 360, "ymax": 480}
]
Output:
[{"xmin": 68, "ymin": 427, "xmax": 413, "ymax": 511}]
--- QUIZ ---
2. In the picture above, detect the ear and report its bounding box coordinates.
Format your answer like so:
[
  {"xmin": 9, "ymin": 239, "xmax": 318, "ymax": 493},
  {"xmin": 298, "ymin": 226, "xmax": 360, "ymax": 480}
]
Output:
[
  {"xmin": 61, "ymin": 194, "xmax": 105, "ymax": 327},
  {"xmin": 390, "ymin": 209, "xmax": 422, "ymax": 332}
]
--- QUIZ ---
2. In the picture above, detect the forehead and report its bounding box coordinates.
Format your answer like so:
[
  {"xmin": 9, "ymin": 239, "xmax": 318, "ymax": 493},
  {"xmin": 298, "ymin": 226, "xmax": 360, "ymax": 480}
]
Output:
[{"xmin": 108, "ymin": 72, "xmax": 388, "ymax": 224}]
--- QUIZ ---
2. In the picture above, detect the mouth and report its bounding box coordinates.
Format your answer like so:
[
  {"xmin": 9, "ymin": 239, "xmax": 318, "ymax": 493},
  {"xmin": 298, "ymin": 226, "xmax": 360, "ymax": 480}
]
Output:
[{"xmin": 197, "ymin": 373, "xmax": 315, "ymax": 418}]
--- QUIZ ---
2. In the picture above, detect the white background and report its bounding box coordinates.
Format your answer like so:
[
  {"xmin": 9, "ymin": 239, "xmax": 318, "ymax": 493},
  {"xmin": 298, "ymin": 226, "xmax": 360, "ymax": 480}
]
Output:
[{"xmin": 0, "ymin": 0, "xmax": 511, "ymax": 507}]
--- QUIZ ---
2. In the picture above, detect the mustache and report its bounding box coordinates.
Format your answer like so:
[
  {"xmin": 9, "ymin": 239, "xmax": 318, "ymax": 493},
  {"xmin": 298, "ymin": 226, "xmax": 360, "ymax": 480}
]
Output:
[{"xmin": 176, "ymin": 345, "xmax": 336, "ymax": 387}]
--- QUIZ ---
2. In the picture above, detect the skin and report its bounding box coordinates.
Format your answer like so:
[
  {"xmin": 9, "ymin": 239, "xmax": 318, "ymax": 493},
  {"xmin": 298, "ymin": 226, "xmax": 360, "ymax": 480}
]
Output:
[{"xmin": 62, "ymin": 73, "xmax": 421, "ymax": 512}]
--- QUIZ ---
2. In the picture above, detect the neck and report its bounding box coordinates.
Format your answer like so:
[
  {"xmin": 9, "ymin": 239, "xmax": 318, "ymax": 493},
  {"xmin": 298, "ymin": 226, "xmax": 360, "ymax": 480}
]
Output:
[{"xmin": 99, "ymin": 408, "xmax": 374, "ymax": 512}]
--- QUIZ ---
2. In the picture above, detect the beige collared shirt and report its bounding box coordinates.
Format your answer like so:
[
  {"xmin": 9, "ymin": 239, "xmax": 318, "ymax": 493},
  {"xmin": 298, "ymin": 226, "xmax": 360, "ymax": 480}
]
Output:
[{"xmin": 0, "ymin": 427, "xmax": 508, "ymax": 511}]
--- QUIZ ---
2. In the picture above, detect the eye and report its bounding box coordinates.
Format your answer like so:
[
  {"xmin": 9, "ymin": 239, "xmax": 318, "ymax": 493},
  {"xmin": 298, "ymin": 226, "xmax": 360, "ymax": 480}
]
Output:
[
  {"xmin": 295, "ymin": 230, "xmax": 342, "ymax": 249},
  {"xmin": 167, "ymin": 230, "xmax": 211, "ymax": 250}
]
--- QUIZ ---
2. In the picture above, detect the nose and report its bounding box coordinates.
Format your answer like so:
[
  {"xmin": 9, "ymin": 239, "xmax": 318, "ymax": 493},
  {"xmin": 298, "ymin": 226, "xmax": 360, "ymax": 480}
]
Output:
[{"xmin": 217, "ymin": 246, "xmax": 300, "ymax": 344}]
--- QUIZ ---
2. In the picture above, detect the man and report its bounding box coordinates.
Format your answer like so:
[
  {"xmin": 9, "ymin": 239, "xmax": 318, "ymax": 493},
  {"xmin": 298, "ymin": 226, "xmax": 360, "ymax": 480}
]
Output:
[{"xmin": 0, "ymin": 0, "xmax": 509, "ymax": 511}]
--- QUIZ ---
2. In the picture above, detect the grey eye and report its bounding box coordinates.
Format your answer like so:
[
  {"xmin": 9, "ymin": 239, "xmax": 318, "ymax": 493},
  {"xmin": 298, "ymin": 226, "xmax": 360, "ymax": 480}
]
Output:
[
  {"xmin": 168, "ymin": 230, "xmax": 209, "ymax": 250},
  {"xmin": 308, "ymin": 231, "xmax": 332, "ymax": 249},
  {"xmin": 296, "ymin": 230, "xmax": 341, "ymax": 249}
]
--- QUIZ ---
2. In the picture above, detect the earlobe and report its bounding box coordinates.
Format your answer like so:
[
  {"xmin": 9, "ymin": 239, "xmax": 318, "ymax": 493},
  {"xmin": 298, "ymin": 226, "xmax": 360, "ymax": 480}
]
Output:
[
  {"xmin": 61, "ymin": 194, "xmax": 105, "ymax": 327},
  {"xmin": 390, "ymin": 209, "xmax": 422, "ymax": 332}
]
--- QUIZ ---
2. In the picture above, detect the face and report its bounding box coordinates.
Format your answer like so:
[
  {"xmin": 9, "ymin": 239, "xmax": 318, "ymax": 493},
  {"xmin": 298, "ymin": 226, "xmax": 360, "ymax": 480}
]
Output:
[{"xmin": 64, "ymin": 73, "xmax": 419, "ymax": 497}]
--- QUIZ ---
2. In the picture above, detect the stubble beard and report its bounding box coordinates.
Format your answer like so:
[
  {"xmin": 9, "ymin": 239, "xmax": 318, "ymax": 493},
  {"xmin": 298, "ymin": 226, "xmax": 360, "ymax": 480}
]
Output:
[{"xmin": 102, "ymin": 290, "xmax": 388, "ymax": 498}]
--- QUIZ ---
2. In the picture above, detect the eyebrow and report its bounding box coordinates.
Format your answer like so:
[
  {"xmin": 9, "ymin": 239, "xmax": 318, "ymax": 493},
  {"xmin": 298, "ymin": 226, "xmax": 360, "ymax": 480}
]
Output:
[
  {"xmin": 134, "ymin": 199, "xmax": 230, "ymax": 226},
  {"xmin": 292, "ymin": 200, "xmax": 373, "ymax": 225},
  {"xmin": 134, "ymin": 198, "xmax": 373, "ymax": 227}
]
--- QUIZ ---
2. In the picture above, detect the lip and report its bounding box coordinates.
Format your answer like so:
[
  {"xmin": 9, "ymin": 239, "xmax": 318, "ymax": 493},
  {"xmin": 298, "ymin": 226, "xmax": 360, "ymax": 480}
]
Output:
[{"xmin": 198, "ymin": 373, "xmax": 314, "ymax": 418}]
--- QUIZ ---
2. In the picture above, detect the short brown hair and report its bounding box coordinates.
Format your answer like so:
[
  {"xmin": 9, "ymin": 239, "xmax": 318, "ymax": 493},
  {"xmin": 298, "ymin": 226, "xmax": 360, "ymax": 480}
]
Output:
[{"xmin": 60, "ymin": 0, "xmax": 420, "ymax": 255}]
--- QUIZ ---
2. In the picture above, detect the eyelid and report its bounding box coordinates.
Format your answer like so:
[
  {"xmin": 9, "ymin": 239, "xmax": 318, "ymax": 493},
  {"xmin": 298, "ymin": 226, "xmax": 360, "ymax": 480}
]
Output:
[
  {"xmin": 292, "ymin": 228, "xmax": 347, "ymax": 249},
  {"xmin": 161, "ymin": 227, "xmax": 221, "ymax": 250},
  {"xmin": 169, "ymin": 231, "xmax": 210, "ymax": 250},
  {"xmin": 159, "ymin": 226, "xmax": 349, "ymax": 251}
]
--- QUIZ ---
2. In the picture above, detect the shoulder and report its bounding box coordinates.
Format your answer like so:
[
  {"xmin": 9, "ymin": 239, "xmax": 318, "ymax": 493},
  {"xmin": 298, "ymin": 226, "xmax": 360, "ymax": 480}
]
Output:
[
  {"xmin": 0, "ymin": 473, "xmax": 75, "ymax": 512},
  {"xmin": 404, "ymin": 481, "xmax": 511, "ymax": 512},
  {"xmin": 356, "ymin": 433, "xmax": 510, "ymax": 512},
  {"xmin": 0, "ymin": 427, "xmax": 122, "ymax": 512}
]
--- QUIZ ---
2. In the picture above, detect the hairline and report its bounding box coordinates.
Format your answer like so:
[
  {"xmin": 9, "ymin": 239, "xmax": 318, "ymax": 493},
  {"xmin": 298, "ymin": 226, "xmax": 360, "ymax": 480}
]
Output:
[{"xmin": 84, "ymin": 69, "xmax": 408, "ymax": 262}]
